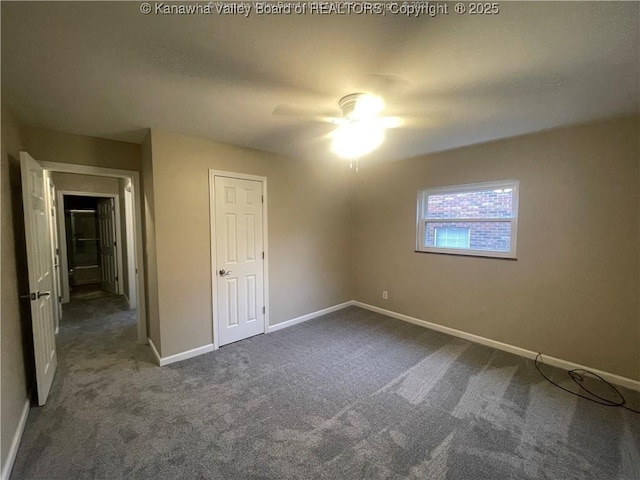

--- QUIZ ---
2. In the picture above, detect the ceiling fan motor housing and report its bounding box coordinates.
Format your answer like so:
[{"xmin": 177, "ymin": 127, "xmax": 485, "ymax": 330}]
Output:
[{"xmin": 339, "ymin": 93, "xmax": 365, "ymax": 120}]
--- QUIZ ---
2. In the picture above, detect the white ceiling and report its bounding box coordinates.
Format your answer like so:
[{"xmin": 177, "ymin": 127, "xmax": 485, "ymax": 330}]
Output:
[{"xmin": 2, "ymin": 2, "xmax": 638, "ymax": 162}]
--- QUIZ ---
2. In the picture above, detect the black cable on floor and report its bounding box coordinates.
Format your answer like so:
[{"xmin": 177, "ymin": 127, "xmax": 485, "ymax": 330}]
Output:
[{"xmin": 534, "ymin": 353, "xmax": 640, "ymax": 414}]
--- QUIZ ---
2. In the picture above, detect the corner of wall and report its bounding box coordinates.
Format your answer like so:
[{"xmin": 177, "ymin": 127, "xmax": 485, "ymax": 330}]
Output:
[{"xmin": 141, "ymin": 129, "xmax": 161, "ymax": 354}]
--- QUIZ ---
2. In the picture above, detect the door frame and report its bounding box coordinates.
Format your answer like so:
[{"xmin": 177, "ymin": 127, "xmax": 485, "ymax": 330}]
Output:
[
  {"xmin": 41, "ymin": 162, "xmax": 147, "ymax": 344},
  {"xmin": 209, "ymin": 170, "xmax": 269, "ymax": 350},
  {"xmin": 124, "ymin": 180, "xmax": 137, "ymax": 310},
  {"xmin": 57, "ymin": 191, "xmax": 123, "ymax": 300}
]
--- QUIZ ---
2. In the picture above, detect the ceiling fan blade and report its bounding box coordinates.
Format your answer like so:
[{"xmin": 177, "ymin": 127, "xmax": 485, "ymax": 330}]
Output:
[{"xmin": 272, "ymin": 104, "xmax": 340, "ymax": 124}]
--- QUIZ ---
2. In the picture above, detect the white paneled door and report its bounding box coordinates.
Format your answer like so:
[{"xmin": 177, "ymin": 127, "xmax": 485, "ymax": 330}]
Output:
[
  {"xmin": 98, "ymin": 198, "xmax": 118, "ymax": 294},
  {"xmin": 214, "ymin": 175, "xmax": 265, "ymax": 346},
  {"xmin": 20, "ymin": 151, "xmax": 57, "ymax": 406}
]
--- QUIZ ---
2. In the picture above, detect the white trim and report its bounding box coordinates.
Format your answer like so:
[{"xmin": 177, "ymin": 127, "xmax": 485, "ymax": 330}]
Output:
[
  {"xmin": 123, "ymin": 292, "xmax": 131, "ymax": 309},
  {"xmin": 209, "ymin": 170, "xmax": 269, "ymax": 350},
  {"xmin": 56, "ymin": 190, "xmax": 69, "ymax": 303},
  {"xmin": 40, "ymin": 161, "xmax": 137, "ymax": 180},
  {"xmin": 1, "ymin": 399, "xmax": 30, "ymax": 480},
  {"xmin": 130, "ymin": 175, "xmax": 148, "ymax": 344},
  {"xmin": 42, "ymin": 162, "xmax": 147, "ymax": 345},
  {"xmin": 416, "ymin": 179, "xmax": 519, "ymax": 259},
  {"xmin": 150, "ymin": 299, "xmax": 639, "ymax": 391},
  {"xmin": 123, "ymin": 181, "xmax": 137, "ymax": 310},
  {"xmin": 267, "ymin": 301, "xmax": 354, "ymax": 333},
  {"xmin": 353, "ymin": 301, "xmax": 640, "ymax": 392},
  {"xmin": 148, "ymin": 338, "xmax": 162, "ymax": 366},
  {"xmin": 150, "ymin": 302, "xmax": 352, "ymax": 366},
  {"xmin": 152, "ymin": 341, "xmax": 215, "ymax": 367}
]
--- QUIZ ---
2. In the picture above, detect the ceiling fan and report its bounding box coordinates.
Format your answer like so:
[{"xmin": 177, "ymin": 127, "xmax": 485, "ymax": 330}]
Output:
[
  {"xmin": 272, "ymin": 77, "xmax": 425, "ymax": 169},
  {"xmin": 273, "ymin": 93, "xmax": 403, "ymax": 169}
]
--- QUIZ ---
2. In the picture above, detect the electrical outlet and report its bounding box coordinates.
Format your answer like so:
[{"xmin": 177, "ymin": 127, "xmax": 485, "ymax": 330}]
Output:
[{"xmin": 382, "ymin": 291, "xmax": 388, "ymax": 300}]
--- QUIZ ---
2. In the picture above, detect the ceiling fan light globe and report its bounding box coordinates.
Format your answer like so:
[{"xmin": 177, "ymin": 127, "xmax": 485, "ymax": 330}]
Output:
[
  {"xmin": 331, "ymin": 121, "xmax": 385, "ymax": 159},
  {"xmin": 352, "ymin": 94, "xmax": 385, "ymax": 120}
]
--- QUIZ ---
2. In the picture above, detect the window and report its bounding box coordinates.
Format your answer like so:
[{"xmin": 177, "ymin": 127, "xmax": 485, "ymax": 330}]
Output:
[
  {"xmin": 434, "ymin": 227, "xmax": 470, "ymax": 249},
  {"xmin": 416, "ymin": 180, "xmax": 519, "ymax": 258}
]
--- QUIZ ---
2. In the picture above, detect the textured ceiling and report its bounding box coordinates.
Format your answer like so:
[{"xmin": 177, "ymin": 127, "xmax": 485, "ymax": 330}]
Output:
[{"xmin": 2, "ymin": 1, "xmax": 638, "ymax": 162}]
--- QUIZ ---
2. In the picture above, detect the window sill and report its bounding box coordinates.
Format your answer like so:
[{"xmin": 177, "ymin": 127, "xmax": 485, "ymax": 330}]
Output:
[{"xmin": 414, "ymin": 250, "xmax": 518, "ymax": 261}]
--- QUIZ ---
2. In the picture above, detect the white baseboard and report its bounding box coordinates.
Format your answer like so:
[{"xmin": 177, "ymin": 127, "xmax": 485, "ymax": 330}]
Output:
[
  {"xmin": 148, "ymin": 300, "xmax": 639, "ymax": 391},
  {"xmin": 148, "ymin": 302, "xmax": 352, "ymax": 367},
  {"xmin": 1, "ymin": 398, "xmax": 30, "ymax": 480},
  {"xmin": 149, "ymin": 338, "xmax": 214, "ymax": 367},
  {"xmin": 267, "ymin": 301, "xmax": 354, "ymax": 333},
  {"xmin": 123, "ymin": 293, "xmax": 131, "ymax": 309},
  {"xmin": 353, "ymin": 301, "xmax": 640, "ymax": 392}
]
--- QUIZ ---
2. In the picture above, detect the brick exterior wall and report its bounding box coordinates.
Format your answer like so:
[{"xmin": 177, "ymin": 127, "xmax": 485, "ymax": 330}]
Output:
[{"xmin": 425, "ymin": 189, "xmax": 513, "ymax": 251}]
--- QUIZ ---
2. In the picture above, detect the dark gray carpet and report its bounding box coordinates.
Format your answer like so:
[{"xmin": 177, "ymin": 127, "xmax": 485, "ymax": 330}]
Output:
[{"xmin": 11, "ymin": 296, "xmax": 640, "ymax": 480}]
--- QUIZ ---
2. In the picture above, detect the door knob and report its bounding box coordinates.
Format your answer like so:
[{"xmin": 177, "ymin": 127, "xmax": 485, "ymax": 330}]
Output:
[
  {"xmin": 219, "ymin": 269, "xmax": 232, "ymax": 277},
  {"xmin": 37, "ymin": 291, "xmax": 51, "ymax": 299}
]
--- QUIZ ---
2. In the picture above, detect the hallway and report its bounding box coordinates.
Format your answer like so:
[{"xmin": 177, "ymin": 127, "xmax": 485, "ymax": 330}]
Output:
[{"xmin": 10, "ymin": 295, "xmax": 153, "ymax": 479}]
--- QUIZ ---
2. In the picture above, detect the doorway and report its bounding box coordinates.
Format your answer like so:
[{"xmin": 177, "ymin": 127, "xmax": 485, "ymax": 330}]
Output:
[
  {"xmin": 21, "ymin": 154, "xmax": 147, "ymax": 406},
  {"xmin": 43, "ymin": 162, "xmax": 147, "ymax": 346},
  {"xmin": 58, "ymin": 194, "xmax": 122, "ymax": 301}
]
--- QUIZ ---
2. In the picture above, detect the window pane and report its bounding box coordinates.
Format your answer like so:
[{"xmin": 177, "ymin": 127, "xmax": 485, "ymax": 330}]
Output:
[
  {"xmin": 434, "ymin": 227, "xmax": 470, "ymax": 249},
  {"xmin": 425, "ymin": 221, "xmax": 512, "ymax": 252},
  {"xmin": 427, "ymin": 188, "xmax": 513, "ymax": 219},
  {"xmin": 74, "ymin": 240, "xmax": 99, "ymax": 266}
]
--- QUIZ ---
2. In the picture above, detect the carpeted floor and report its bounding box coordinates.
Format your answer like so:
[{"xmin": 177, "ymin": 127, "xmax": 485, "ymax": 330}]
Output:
[{"xmin": 11, "ymin": 296, "xmax": 640, "ymax": 480}]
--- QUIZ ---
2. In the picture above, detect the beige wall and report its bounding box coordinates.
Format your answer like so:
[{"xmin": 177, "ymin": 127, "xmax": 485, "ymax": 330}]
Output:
[
  {"xmin": 1, "ymin": 108, "xmax": 30, "ymax": 470},
  {"xmin": 352, "ymin": 116, "xmax": 640, "ymax": 380},
  {"xmin": 149, "ymin": 129, "xmax": 352, "ymax": 357},
  {"xmin": 51, "ymin": 172, "xmax": 119, "ymax": 194},
  {"xmin": 142, "ymin": 131, "xmax": 161, "ymax": 348},
  {"xmin": 19, "ymin": 126, "xmax": 141, "ymax": 171}
]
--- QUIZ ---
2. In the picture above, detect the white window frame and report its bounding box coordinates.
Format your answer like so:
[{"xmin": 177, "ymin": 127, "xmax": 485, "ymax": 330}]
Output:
[{"xmin": 416, "ymin": 179, "xmax": 519, "ymax": 259}]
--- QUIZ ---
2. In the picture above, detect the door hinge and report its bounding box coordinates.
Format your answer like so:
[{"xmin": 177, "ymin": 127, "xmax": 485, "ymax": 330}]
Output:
[
  {"xmin": 261, "ymin": 195, "xmax": 264, "ymax": 203},
  {"xmin": 114, "ymin": 240, "xmax": 117, "ymax": 246},
  {"xmin": 115, "ymin": 275, "xmax": 118, "ymax": 281},
  {"xmin": 263, "ymin": 306, "xmax": 266, "ymax": 314},
  {"xmin": 58, "ymin": 296, "xmax": 62, "ymax": 303},
  {"xmin": 56, "ymin": 247, "xmax": 60, "ymax": 256},
  {"xmin": 262, "ymin": 252, "xmax": 264, "ymax": 259}
]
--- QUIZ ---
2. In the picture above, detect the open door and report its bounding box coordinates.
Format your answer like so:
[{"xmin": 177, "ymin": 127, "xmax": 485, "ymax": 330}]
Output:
[
  {"xmin": 20, "ymin": 151, "xmax": 57, "ymax": 406},
  {"xmin": 98, "ymin": 197, "xmax": 118, "ymax": 294}
]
